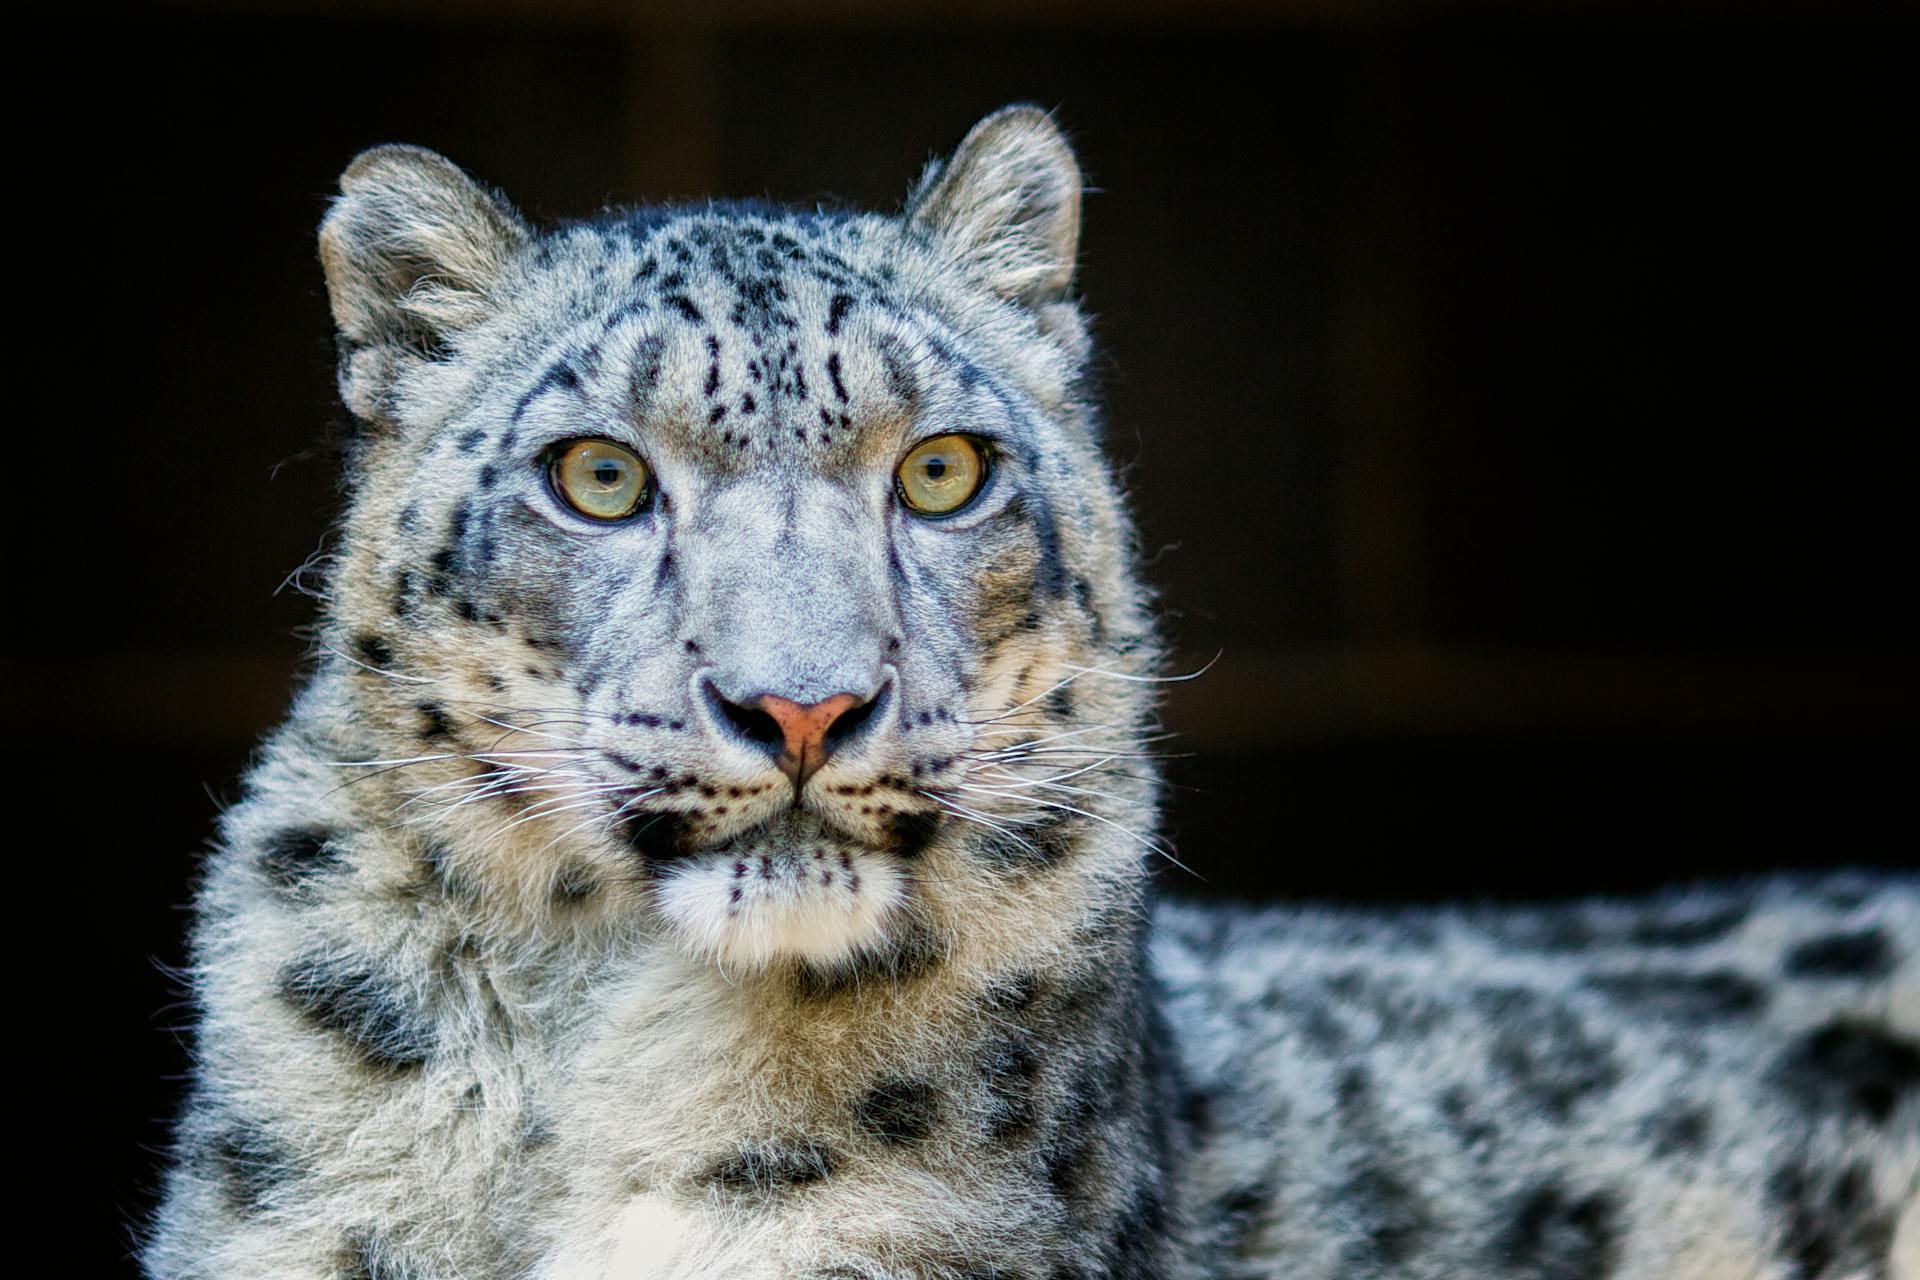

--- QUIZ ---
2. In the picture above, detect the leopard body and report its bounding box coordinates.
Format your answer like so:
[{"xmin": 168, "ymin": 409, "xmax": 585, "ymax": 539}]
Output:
[{"xmin": 144, "ymin": 108, "xmax": 1918, "ymax": 1279}]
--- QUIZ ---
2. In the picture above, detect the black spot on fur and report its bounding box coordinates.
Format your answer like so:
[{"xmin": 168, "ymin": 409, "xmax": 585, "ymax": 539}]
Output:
[
  {"xmin": 414, "ymin": 701, "xmax": 453, "ymax": 739},
  {"xmin": 629, "ymin": 334, "xmax": 666, "ymax": 395},
  {"xmin": 353, "ymin": 633, "xmax": 394, "ymax": 670},
  {"xmin": 625, "ymin": 812, "xmax": 694, "ymax": 863},
  {"xmin": 203, "ymin": 1122, "xmax": 295, "ymax": 1213},
  {"xmin": 855, "ymin": 1078, "xmax": 938, "ymax": 1145},
  {"xmin": 257, "ymin": 826, "xmax": 346, "ymax": 896},
  {"xmin": 1495, "ymin": 1184, "xmax": 1618, "ymax": 1280},
  {"xmin": 1768, "ymin": 1160, "xmax": 1897, "ymax": 1279},
  {"xmin": 976, "ymin": 808, "xmax": 1082, "ymax": 871},
  {"xmin": 1438, "ymin": 1084, "xmax": 1500, "ymax": 1149},
  {"xmin": 1343, "ymin": 1161, "xmax": 1428, "ymax": 1266},
  {"xmin": 1262, "ymin": 983, "xmax": 1351, "ymax": 1054},
  {"xmin": 279, "ymin": 952, "xmax": 434, "ymax": 1074},
  {"xmin": 1211, "ymin": 1181, "xmax": 1272, "ymax": 1257},
  {"xmin": 1771, "ymin": 1019, "xmax": 1920, "ymax": 1123},
  {"xmin": 550, "ymin": 863, "xmax": 600, "ymax": 905},
  {"xmin": 986, "ymin": 970, "xmax": 1045, "ymax": 1016},
  {"xmin": 707, "ymin": 1140, "xmax": 836, "ymax": 1197},
  {"xmin": 1110, "ymin": 1179, "xmax": 1171, "ymax": 1280},
  {"xmin": 1475, "ymin": 988, "xmax": 1620, "ymax": 1120},
  {"xmin": 426, "ymin": 548, "xmax": 455, "ymax": 593},
  {"xmin": 1583, "ymin": 969, "xmax": 1766, "ymax": 1019},
  {"xmin": 887, "ymin": 808, "xmax": 941, "ymax": 858},
  {"xmin": 1784, "ymin": 928, "xmax": 1897, "ymax": 979},
  {"xmin": 1643, "ymin": 1104, "xmax": 1711, "ymax": 1157},
  {"xmin": 1496, "ymin": 903, "xmax": 1748, "ymax": 952},
  {"xmin": 1628, "ymin": 904, "xmax": 1748, "ymax": 947},
  {"xmin": 826, "ymin": 292, "xmax": 854, "ymax": 335},
  {"xmin": 1046, "ymin": 679, "xmax": 1073, "ymax": 720},
  {"xmin": 1043, "ymin": 1081, "xmax": 1100, "ymax": 1204},
  {"xmin": 982, "ymin": 1036, "xmax": 1043, "ymax": 1140},
  {"xmin": 1173, "ymin": 1084, "xmax": 1221, "ymax": 1153},
  {"xmin": 392, "ymin": 570, "xmax": 418, "ymax": 617},
  {"xmin": 511, "ymin": 359, "xmax": 581, "ymax": 421},
  {"xmin": 826, "ymin": 351, "xmax": 849, "ymax": 402}
]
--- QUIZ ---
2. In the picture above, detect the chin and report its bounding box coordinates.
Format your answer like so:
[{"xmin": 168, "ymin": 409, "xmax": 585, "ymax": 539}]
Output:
[{"xmin": 648, "ymin": 832, "xmax": 909, "ymax": 971}]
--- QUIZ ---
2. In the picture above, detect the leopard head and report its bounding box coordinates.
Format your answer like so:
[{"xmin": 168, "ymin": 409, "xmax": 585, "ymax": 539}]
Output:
[{"xmin": 315, "ymin": 107, "xmax": 1160, "ymax": 975}]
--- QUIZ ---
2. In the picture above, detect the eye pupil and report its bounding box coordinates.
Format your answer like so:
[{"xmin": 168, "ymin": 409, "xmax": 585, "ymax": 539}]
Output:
[
  {"xmin": 924, "ymin": 459, "xmax": 948, "ymax": 480},
  {"xmin": 592, "ymin": 462, "xmax": 621, "ymax": 485}
]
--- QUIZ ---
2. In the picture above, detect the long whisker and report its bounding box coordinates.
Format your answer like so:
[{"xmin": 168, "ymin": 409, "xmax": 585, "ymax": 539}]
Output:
[{"xmin": 946, "ymin": 783, "xmax": 1195, "ymax": 876}]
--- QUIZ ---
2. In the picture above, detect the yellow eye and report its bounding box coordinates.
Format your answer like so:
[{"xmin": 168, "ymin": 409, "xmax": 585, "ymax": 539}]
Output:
[
  {"xmin": 551, "ymin": 439, "xmax": 651, "ymax": 521},
  {"xmin": 897, "ymin": 434, "xmax": 987, "ymax": 516}
]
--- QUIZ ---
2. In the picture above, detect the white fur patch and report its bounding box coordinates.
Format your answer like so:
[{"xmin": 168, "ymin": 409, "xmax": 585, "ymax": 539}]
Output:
[{"xmin": 651, "ymin": 844, "xmax": 906, "ymax": 970}]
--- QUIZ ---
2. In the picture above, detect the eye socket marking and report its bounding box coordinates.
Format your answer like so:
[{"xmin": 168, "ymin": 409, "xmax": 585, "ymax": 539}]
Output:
[
  {"xmin": 549, "ymin": 438, "xmax": 651, "ymax": 521},
  {"xmin": 897, "ymin": 434, "xmax": 988, "ymax": 517}
]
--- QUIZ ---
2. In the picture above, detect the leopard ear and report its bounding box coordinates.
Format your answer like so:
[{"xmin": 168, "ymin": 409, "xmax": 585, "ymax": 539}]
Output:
[
  {"xmin": 907, "ymin": 106, "xmax": 1082, "ymax": 306},
  {"xmin": 319, "ymin": 145, "xmax": 529, "ymax": 422}
]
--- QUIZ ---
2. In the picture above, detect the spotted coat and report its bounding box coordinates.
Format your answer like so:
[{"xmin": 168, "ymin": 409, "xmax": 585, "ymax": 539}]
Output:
[{"xmin": 143, "ymin": 108, "xmax": 1917, "ymax": 1279}]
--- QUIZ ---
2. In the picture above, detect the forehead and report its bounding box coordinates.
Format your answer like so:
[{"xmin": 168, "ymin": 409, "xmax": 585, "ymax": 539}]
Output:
[{"xmin": 491, "ymin": 210, "xmax": 1005, "ymax": 470}]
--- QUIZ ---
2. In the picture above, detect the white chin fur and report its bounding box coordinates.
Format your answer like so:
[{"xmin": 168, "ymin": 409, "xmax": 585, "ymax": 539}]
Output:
[{"xmin": 651, "ymin": 846, "xmax": 906, "ymax": 970}]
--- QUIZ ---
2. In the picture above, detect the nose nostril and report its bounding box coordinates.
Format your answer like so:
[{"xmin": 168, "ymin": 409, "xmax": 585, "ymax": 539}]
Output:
[
  {"xmin": 824, "ymin": 683, "xmax": 885, "ymax": 747},
  {"xmin": 704, "ymin": 681, "xmax": 785, "ymax": 748}
]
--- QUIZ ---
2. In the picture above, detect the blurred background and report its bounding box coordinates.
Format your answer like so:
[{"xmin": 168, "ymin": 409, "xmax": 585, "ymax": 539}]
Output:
[{"xmin": 13, "ymin": 0, "xmax": 1914, "ymax": 1268}]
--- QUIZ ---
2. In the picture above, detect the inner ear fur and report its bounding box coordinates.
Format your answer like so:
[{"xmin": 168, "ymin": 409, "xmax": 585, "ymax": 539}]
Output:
[
  {"xmin": 319, "ymin": 145, "xmax": 529, "ymax": 420},
  {"xmin": 907, "ymin": 105, "xmax": 1083, "ymax": 307}
]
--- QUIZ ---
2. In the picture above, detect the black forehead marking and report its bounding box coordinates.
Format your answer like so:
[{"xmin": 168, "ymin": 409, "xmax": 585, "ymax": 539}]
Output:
[
  {"xmin": 703, "ymin": 334, "xmax": 723, "ymax": 398},
  {"xmin": 575, "ymin": 337, "xmax": 605, "ymax": 378},
  {"xmin": 600, "ymin": 295, "xmax": 650, "ymax": 332},
  {"xmin": 875, "ymin": 335, "xmax": 918, "ymax": 407},
  {"xmin": 511, "ymin": 358, "xmax": 582, "ymax": 424},
  {"xmin": 665, "ymin": 293, "xmax": 704, "ymax": 324},
  {"xmin": 729, "ymin": 274, "xmax": 796, "ymax": 331},
  {"xmin": 628, "ymin": 335, "xmax": 667, "ymax": 402},
  {"xmin": 826, "ymin": 292, "xmax": 854, "ymax": 336},
  {"xmin": 780, "ymin": 339, "xmax": 809, "ymax": 402}
]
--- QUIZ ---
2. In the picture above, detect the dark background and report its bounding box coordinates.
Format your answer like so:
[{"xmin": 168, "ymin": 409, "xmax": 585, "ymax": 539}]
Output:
[{"xmin": 14, "ymin": 1, "xmax": 1914, "ymax": 1269}]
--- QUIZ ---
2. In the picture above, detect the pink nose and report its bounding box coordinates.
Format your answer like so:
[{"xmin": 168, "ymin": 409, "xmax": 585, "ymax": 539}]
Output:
[{"xmin": 756, "ymin": 693, "xmax": 866, "ymax": 786}]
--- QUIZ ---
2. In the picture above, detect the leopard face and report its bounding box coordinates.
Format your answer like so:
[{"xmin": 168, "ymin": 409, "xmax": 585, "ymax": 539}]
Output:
[{"xmin": 317, "ymin": 110, "xmax": 1154, "ymax": 973}]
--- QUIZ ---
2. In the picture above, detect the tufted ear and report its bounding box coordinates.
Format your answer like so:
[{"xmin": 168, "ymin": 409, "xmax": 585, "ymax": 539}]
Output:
[
  {"xmin": 319, "ymin": 145, "xmax": 529, "ymax": 421},
  {"xmin": 907, "ymin": 106, "xmax": 1083, "ymax": 307}
]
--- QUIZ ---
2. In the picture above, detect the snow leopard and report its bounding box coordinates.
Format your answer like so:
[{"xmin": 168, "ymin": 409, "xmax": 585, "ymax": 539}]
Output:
[{"xmin": 144, "ymin": 106, "xmax": 1918, "ymax": 1279}]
